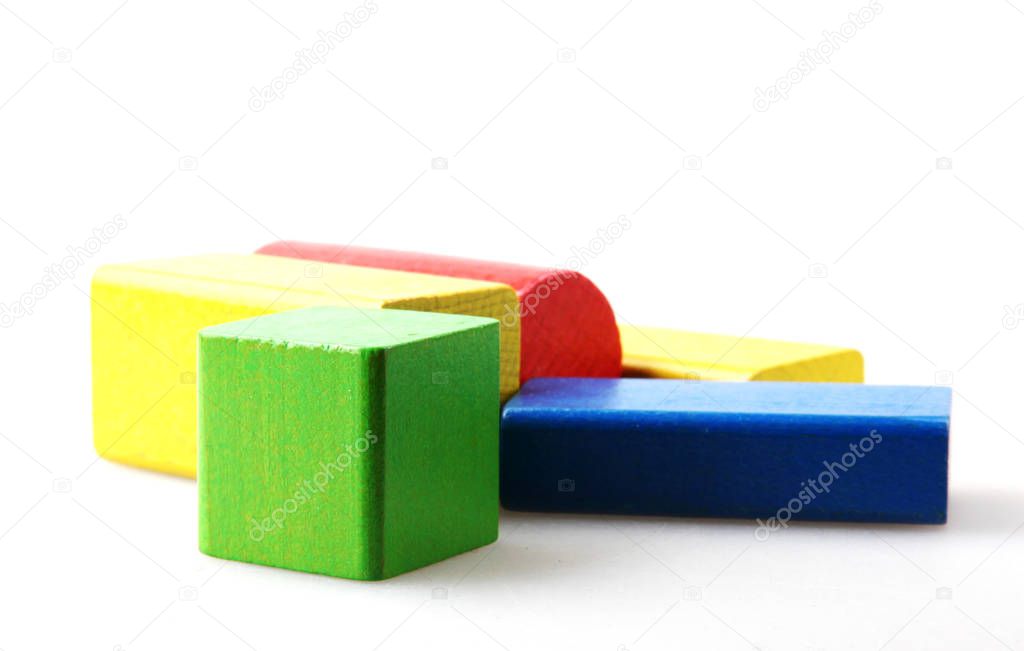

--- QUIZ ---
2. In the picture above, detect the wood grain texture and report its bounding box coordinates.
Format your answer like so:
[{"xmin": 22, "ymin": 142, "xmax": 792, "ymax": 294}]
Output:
[
  {"xmin": 198, "ymin": 306, "xmax": 499, "ymax": 580},
  {"xmin": 501, "ymin": 378, "xmax": 950, "ymax": 524},
  {"xmin": 619, "ymin": 324, "xmax": 863, "ymax": 382},
  {"xmin": 91, "ymin": 254, "xmax": 518, "ymax": 477},
  {"xmin": 256, "ymin": 241, "xmax": 622, "ymax": 383}
]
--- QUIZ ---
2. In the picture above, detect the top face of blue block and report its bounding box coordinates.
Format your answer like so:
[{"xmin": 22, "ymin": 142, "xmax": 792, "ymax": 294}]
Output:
[{"xmin": 508, "ymin": 378, "xmax": 951, "ymax": 424}]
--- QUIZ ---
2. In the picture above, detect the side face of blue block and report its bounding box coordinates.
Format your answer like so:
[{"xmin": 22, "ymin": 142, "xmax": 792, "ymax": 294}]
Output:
[{"xmin": 500, "ymin": 379, "xmax": 951, "ymax": 524}]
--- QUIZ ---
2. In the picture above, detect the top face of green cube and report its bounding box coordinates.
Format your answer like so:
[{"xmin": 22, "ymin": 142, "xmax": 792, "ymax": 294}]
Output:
[{"xmin": 199, "ymin": 305, "xmax": 498, "ymax": 350}]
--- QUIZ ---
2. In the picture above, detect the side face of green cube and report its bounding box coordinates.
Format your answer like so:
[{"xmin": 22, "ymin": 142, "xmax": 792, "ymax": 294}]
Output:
[
  {"xmin": 198, "ymin": 334, "xmax": 386, "ymax": 580},
  {"xmin": 380, "ymin": 321, "xmax": 500, "ymax": 578},
  {"xmin": 198, "ymin": 306, "xmax": 500, "ymax": 581}
]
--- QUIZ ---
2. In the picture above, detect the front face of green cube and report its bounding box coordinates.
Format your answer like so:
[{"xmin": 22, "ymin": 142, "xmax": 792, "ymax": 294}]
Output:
[
  {"xmin": 198, "ymin": 337, "xmax": 385, "ymax": 579},
  {"xmin": 197, "ymin": 307, "xmax": 500, "ymax": 580}
]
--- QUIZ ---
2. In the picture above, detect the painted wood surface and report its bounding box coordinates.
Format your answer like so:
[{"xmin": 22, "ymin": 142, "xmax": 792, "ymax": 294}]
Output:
[
  {"xmin": 91, "ymin": 254, "xmax": 519, "ymax": 477},
  {"xmin": 256, "ymin": 241, "xmax": 622, "ymax": 383},
  {"xmin": 198, "ymin": 306, "xmax": 499, "ymax": 580},
  {"xmin": 620, "ymin": 324, "xmax": 863, "ymax": 382},
  {"xmin": 501, "ymin": 378, "xmax": 949, "ymax": 524}
]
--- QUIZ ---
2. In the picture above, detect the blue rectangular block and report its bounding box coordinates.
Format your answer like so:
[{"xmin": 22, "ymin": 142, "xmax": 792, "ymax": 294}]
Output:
[{"xmin": 500, "ymin": 379, "xmax": 951, "ymax": 524}]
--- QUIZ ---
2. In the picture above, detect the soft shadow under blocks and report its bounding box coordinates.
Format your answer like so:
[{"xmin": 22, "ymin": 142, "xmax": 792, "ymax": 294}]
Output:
[{"xmin": 500, "ymin": 378, "xmax": 950, "ymax": 524}]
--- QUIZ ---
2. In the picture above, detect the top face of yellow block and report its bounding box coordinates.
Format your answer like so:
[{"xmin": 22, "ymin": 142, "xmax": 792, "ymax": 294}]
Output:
[
  {"xmin": 99, "ymin": 254, "xmax": 520, "ymax": 390},
  {"xmin": 108, "ymin": 253, "xmax": 508, "ymax": 306},
  {"xmin": 619, "ymin": 324, "xmax": 863, "ymax": 383},
  {"xmin": 91, "ymin": 254, "xmax": 519, "ymax": 478}
]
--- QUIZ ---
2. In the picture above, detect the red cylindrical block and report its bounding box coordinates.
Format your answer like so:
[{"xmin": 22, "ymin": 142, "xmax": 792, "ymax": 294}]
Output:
[{"xmin": 256, "ymin": 241, "xmax": 622, "ymax": 383}]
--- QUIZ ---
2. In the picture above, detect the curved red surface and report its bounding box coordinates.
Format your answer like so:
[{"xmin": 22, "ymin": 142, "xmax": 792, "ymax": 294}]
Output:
[{"xmin": 256, "ymin": 241, "xmax": 622, "ymax": 383}]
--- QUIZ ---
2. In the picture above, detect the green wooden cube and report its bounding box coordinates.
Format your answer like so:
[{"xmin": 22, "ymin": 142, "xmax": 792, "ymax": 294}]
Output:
[{"xmin": 197, "ymin": 306, "xmax": 500, "ymax": 580}]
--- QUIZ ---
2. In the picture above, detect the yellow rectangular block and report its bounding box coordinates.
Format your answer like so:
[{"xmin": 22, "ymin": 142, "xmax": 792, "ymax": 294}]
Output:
[
  {"xmin": 91, "ymin": 254, "xmax": 520, "ymax": 477},
  {"xmin": 619, "ymin": 324, "xmax": 863, "ymax": 382}
]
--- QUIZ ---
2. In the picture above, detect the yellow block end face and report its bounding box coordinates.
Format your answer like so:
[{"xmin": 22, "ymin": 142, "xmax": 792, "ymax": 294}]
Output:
[
  {"xmin": 91, "ymin": 255, "xmax": 520, "ymax": 477},
  {"xmin": 619, "ymin": 325, "xmax": 864, "ymax": 383},
  {"xmin": 749, "ymin": 348, "xmax": 864, "ymax": 382},
  {"xmin": 385, "ymin": 287, "xmax": 520, "ymax": 401}
]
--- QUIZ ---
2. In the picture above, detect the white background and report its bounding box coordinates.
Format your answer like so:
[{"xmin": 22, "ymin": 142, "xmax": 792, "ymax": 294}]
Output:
[{"xmin": 1, "ymin": 0, "xmax": 1023, "ymax": 649}]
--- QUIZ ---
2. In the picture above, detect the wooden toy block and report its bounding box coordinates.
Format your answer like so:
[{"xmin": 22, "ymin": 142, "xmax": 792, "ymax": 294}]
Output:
[
  {"xmin": 619, "ymin": 324, "xmax": 863, "ymax": 382},
  {"xmin": 198, "ymin": 306, "xmax": 499, "ymax": 580},
  {"xmin": 256, "ymin": 241, "xmax": 622, "ymax": 383},
  {"xmin": 91, "ymin": 254, "xmax": 519, "ymax": 477},
  {"xmin": 501, "ymin": 378, "xmax": 950, "ymax": 524}
]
